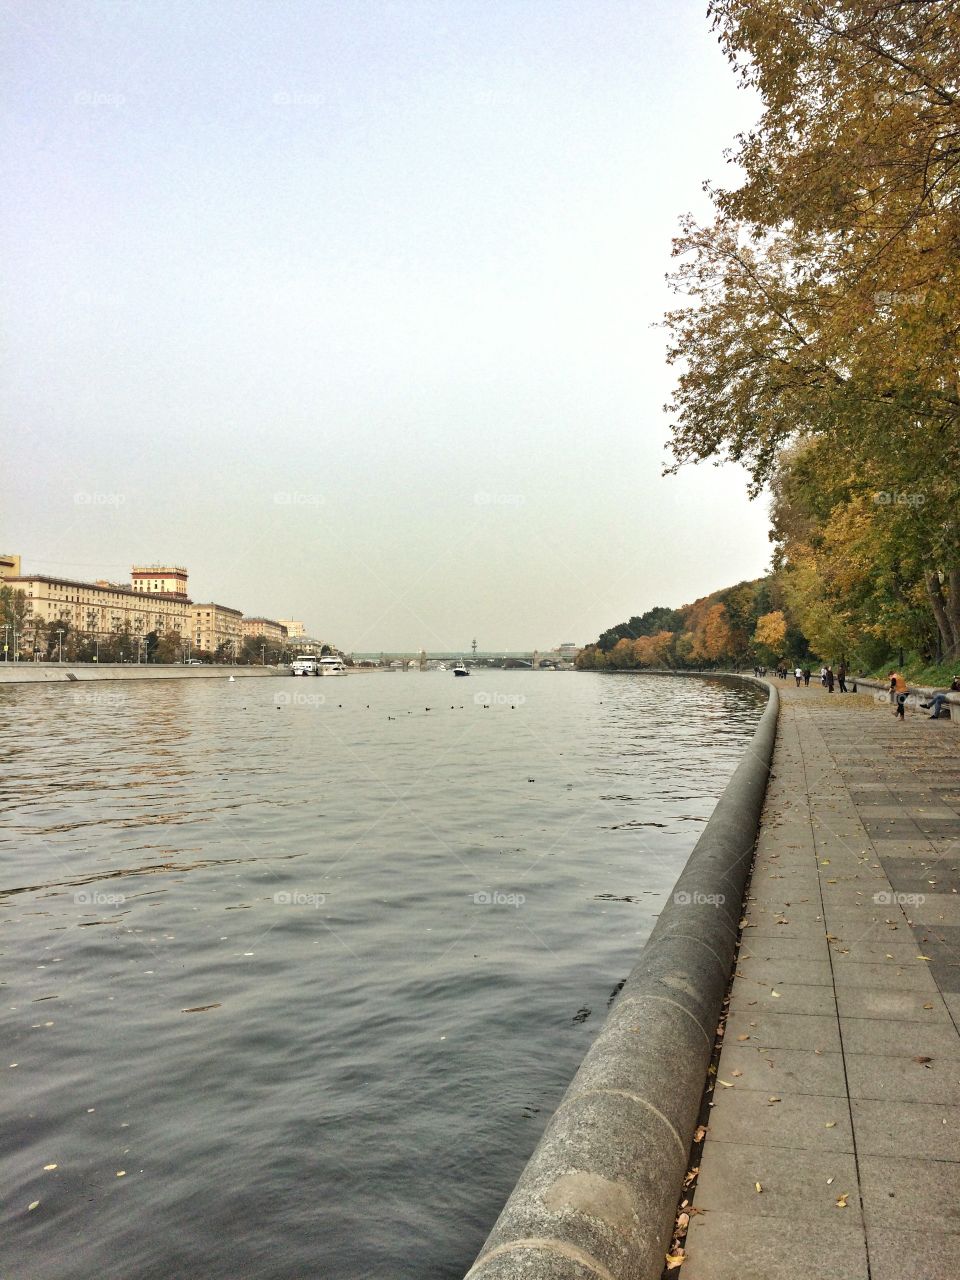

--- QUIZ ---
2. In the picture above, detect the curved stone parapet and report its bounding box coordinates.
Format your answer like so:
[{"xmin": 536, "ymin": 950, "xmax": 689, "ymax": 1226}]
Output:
[{"xmin": 464, "ymin": 677, "xmax": 779, "ymax": 1280}]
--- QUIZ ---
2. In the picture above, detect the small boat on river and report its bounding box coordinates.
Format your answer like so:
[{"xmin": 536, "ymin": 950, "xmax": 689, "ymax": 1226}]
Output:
[{"xmin": 453, "ymin": 662, "xmax": 469, "ymax": 677}]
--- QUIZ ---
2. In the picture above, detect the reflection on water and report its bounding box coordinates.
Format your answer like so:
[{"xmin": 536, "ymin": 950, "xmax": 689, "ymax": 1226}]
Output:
[{"xmin": 0, "ymin": 672, "xmax": 763, "ymax": 1279}]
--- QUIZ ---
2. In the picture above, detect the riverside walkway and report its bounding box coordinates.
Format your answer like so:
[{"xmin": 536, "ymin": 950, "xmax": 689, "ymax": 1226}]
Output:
[{"xmin": 683, "ymin": 680, "xmax": 960, "ymax": 1280}]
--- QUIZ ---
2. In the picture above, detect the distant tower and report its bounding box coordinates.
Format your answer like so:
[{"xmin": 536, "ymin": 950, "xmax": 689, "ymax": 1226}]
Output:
[{"xmin": 472, "ymin": 637, "xmax": 478, "ymax": 659}]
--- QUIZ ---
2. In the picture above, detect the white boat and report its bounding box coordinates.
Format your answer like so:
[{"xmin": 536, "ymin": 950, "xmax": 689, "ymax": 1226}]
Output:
[
  {"xmin": 436, "ymin": 663, "xmax": 447, "ymax": 671},
  {"xmin": 319, "ymin": 655, "xmax": 347, "ymax": 676},
  {"xmin": 453, "ymin": 661, "xmax": 469, "ymax": 677}
]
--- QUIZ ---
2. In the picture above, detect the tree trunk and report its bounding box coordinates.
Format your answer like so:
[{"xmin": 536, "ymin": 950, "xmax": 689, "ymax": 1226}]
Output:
[
  {"xmin": 925, "ymin": 570, "xmax": 956, "ymax": 659},
  {"xmin": 947, "ymin": 569, "xmax": 960, "ymax": 659}
]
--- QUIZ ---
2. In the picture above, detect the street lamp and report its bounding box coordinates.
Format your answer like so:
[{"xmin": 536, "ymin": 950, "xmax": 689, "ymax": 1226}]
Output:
[
  {"xmin": 2, "ymin": 624, "xmax": 8, "ymax": 663},
  {"xmin": 56, "ymin": 629, "xmax": 65, "ymax": 662},
  {"xmin": 261, "ymin": 644, "xmax": 266, "ymax": 666}
]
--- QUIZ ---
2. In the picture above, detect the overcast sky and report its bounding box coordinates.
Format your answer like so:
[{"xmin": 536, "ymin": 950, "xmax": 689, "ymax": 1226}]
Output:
[{"xmin": 1, "ymin": 0, "xmax": 770, "ymax": 651}]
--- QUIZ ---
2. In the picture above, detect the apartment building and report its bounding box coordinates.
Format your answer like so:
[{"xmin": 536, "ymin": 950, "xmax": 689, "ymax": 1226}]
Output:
[
  {"xmin": 7, "ymin": 573, "xmax": 191, "ymax": 641},
  {"xmin": 191, "ymin": 602, "xmax": 244, "ymax": 657},
  {"xmin": 241, "ymin": 616, "xmax": 289, "ymax": 643}
]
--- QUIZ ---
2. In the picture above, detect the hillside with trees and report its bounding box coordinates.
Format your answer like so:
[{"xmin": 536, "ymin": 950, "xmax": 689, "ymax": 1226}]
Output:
[{"xmin": 576, "ymin": 575, "xmax": 809, "ymax": 670}]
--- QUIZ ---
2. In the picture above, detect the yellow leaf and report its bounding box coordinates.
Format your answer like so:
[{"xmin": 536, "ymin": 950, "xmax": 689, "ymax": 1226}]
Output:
[
  {"xmin": 665, "ymin": 1249, "xmax": 686, "ymax": 1270},
  {"xmin": 755, "ymin": 1181, "xmax": 763, "ymax": 1193},
  {"xmin": 836, "ymin": 1193, "xmax": 849, "ymax": 1208}
]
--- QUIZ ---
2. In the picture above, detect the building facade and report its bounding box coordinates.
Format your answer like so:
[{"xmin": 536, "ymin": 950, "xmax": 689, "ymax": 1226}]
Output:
[
  {"xmin": 7, "ymin": 573, "xmax": 191, "ymax": 647},
  {"xmin": 0, "ymin": 553, "xmax": 22, "ymax": 580},
  {"xmin": 132, "ymin": 565, "xmax": 189, "ymax": 597},
  {"xmin": 241, "ymin": 616, "xmax": 289, "ymax": 643},
  {"xmin": 191, "ymin": 603, "xmax": 244, "ymax": 657},
  {"xmin": 277, "ymin": 619, "xmax": 305, "ymax": 639}
]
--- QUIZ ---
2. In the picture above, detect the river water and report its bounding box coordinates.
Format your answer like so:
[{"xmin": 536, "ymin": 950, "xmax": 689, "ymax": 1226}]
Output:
[{"xmin": 1, "ymin": 671, "xmax": 764, "ymax": 1279}]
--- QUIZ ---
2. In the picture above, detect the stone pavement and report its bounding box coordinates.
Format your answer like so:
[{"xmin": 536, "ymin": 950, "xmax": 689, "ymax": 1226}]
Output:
[{"xmin": 682, "ymin": 680, "xmax": 960, "ymax": 1280}]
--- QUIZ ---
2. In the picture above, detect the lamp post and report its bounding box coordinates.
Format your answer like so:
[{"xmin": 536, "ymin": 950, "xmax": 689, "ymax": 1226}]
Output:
[
  {"xmin": 57, "ymin": 629, "xmax": 65, "ymax": 662},
  {"xmin": 261, "ymin": 644, "xmax": 266, "ymax": 667},
  {"xmin": 2, "ymin": 624, "xmax": 8, "ymax": 662}
]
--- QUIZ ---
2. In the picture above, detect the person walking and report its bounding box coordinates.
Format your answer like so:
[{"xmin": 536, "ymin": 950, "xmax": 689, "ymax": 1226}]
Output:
[
  {"xmin": 890, "ymin": 671, "xmax": 908, "ymax": 720},
  {"xmin": 794, "ymin": 666, "xmax": 802, "ymax": 687},
  {"xmin": 837, "ymin": 662, "xmax": 847, "ymax": 694},
  {"xmin": 803, "ymin": 667, "xmax": 811, "ymax": 686},
  {"xmin": 826, "ymin": 665, "xmax": 835, "ymax": 693}
]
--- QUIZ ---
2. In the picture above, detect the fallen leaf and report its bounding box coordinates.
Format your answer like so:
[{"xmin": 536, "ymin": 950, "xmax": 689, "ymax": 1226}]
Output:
[
  {"xmin": 180, "ymin": 1004, "xmax": 222, "ymax": 1014},
  {"xmin": 665, "ymin": 1250, "xmax": 686, "ymax": 1270},
  {"xmin": 755, "ymin": 1181, "xmax": 763, "ymax": 1193},
  {"xmin": 718, "ymin": 1079, "xmax": 734, "ymax": 1088},
  {"xmin": 913, "ymin": 1055, "xmax": 933, "ymax": 1065},
  {"xmin": 28, "ymin": 1201, "xmax": 40, "ymax": 1211},
  {"xmin": 825, "ymin": 1121, "xmax": 837, "ymax": 1128},
  {"xmin": 923, "ymin": 1003, "xmax": 934, "ymax": 1010},
  {"xmin": 43, "ymin": 1164, "xmax": 57, "ymax": 1171},
  {"xmin": 827, "ymin": 1177, "xmax": 834, "ymax": 1185},
  {"xmin": 737, "ymin": 1034, "xmax": 750, "ymax": 1041},
  {"xmin": 694, "ymin": 1125, "xmax": 708, "ymax": 1143},
  {"xmin": 770, "ymin": 990, "xmax": 781, "ymax": 998},
  {"xmin": 836, "ymin": 1193, "xmax": 849, "ymax": 1208}
]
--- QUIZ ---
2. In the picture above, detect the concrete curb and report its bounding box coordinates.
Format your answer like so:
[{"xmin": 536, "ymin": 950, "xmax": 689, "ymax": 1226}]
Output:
[
  {"xmin": 0, "ymin": 664, "xmax": 283, "ymax": 684},
  {"xmin": 464, "ymin": 677, "xmax": 779, "ymax": 1280}
]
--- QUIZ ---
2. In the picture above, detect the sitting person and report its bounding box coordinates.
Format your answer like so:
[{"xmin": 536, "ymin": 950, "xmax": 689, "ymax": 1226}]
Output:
[{"xmin": 923, "ymin": 676, "xmax": 960, "ymax": 720}]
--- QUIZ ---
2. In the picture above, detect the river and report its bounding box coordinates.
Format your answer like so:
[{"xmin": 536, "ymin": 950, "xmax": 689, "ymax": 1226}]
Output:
[{"xmin": 1, "ymin": 670, "xmax": 764, "ymax": 1278}]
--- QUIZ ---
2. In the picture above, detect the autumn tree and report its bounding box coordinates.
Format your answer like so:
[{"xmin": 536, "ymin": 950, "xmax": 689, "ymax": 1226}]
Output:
[{"xmin": 665, "ymin": 0, "xmax": 960, "ymax": 659}]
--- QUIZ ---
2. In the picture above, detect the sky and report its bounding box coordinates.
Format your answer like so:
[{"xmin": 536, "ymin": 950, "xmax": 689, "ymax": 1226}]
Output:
[{"xmin": 1, "ymin": 0, "xmax": 771, "ymax": 651}]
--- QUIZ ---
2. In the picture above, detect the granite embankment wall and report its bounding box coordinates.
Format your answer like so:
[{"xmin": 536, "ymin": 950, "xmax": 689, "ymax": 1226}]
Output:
[
  {"xmin": 0, "ymin": 664, "xmax": 282, "ymax": 684},
  {"xmin": 464, "ymin": 676, "xmax": 779, "ymax": 1280}
]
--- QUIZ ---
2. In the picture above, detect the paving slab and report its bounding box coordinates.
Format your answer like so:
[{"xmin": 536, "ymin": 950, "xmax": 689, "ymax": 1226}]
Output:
[{"xmin": 685, "ymin": 680, "xmax": 960, "ymax": 1279}]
